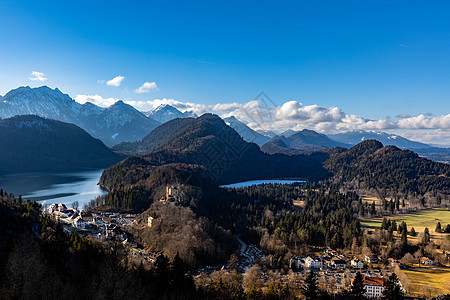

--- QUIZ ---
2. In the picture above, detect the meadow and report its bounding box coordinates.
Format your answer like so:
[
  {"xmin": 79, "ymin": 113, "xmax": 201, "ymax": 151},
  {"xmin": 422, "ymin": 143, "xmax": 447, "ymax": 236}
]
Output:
[
  {"xmin": 360, "ymin": 208, "xmax": 450, "ymax": 242},
  {"xmin": 403, "ymin": 268, "xmax": 450, "ymax": 296}
]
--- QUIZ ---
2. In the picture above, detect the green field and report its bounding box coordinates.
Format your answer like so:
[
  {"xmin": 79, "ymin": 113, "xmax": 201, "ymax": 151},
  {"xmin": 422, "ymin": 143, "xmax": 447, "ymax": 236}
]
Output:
[
  {"xmin": 360, "ymin": 208, "xmax": 450, "ymax": 242},
  {"xmin": 403, "ymin": 268, "xmax": 450, "ymax": 296}
]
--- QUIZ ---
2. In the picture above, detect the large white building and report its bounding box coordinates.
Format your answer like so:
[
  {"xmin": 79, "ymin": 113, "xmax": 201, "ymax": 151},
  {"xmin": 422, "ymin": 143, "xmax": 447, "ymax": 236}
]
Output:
[
  {"xmin": 362, "ymin": 276, "xmax": 388, "ymax": 299},
  {"xmin": 305, "ymin": 256, "xmax": 322, "ymax": 268}
]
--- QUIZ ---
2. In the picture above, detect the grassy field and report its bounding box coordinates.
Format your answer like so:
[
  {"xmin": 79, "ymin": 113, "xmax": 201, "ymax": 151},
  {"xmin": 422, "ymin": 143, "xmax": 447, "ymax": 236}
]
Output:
[
  {"xmin": 360, "ymin": 208, "xmax": 450, "ymax": 242},
  {"xmin": 403, "ymin": 268, "xmax": 450, "ymax": 296}
]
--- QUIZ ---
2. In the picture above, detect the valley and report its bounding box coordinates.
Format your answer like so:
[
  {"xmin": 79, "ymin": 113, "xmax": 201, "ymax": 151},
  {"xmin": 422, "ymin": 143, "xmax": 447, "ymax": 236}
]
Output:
[{"xmin": 0, "ymin": 86, "xmax": 449, "ymax": 299}]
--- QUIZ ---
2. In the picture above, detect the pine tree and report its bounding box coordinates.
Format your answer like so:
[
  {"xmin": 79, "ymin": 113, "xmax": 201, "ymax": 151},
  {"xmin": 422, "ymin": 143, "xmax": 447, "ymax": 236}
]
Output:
[
  {"xmin": 302, "ymin": 272, "xmax": 318, "ymax": 300},
  {"xmin": 410, "ymin": 227, "xmax": 416, "ymax": 237},
  {"xmin": 350, "ymin": 271, "xmax": 366, "ymax": 299},
  {"xmin": 381, "ymin": 273, "xmax": 404, "ymax": 300},
  {"xmin": 435, "ymin": 222, "xmax": 442, "ymax": 233},
  {"xmin": 422, "ymin": 227, "xmax": 430, "ymax": 245}
]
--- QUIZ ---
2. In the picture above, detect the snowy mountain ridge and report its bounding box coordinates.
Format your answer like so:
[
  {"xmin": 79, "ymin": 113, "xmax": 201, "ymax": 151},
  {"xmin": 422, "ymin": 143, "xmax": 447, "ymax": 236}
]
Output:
[
  {"xmin": 145, "ymin": 104, "xmax": 197, "ymax": 123},
  {"xmin": 0, "ymin": 86, "xmax": 160, "ymax": 146}
]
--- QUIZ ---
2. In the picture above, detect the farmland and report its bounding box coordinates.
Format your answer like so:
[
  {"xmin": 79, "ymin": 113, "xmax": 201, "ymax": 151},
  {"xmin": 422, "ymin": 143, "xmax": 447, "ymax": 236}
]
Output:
[{"xmin": 403, "ymin": 268, "xmax": 450, "ymax": 296}]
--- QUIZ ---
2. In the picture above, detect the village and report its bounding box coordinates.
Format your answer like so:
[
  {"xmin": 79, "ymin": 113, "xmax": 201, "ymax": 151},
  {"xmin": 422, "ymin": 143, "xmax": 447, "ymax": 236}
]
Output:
[{"xmin": 44, "ymin": 195, "xmax": 447, "ymax": 300}]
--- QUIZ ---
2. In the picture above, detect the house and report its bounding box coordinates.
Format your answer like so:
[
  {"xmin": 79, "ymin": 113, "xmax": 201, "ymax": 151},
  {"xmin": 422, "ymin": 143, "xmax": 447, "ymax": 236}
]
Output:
[
  {"xmin": 48, "ymin": 203, "xmax": 68, "ymax": 214},
  {"xmin": 74, "ymin": 216, "xmax": 87, "ymax": 228},
  {"xmin": 365, "ymin": 254, "xmax": 378, "ymax": 263},
  {"xmin": 361, "ymin": 276, "xmax": 388, "ymax": 299},
  {"xmin": 289, "ymin": 257, "xmax": 303, "ymax": 269},
  {"xmin": 305, "ymin": 256, "xmax": 322, "ymax": 268},
  {"xmin": 387, "ymin": 258, "xmax": 399, "ymax": 266},
  {"xmin": 421, "ymin": 257, "xmax": 433, "ymax": 265},
  {"xmin": 331, "ymin": 258, "xmax": 346, "ymax": 269},
  {"xmin": 351, "ymin": 258, "xmax": 364, "ymax": 269}
]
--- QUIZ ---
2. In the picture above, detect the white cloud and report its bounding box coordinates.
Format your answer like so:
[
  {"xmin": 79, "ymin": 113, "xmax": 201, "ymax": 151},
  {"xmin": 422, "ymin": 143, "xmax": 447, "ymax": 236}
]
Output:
[
  {"xmin": 29, "ymin": 71, "xmax": 47, "ymax": 82},
  {"xmin": 106, "ymin": 75, "xmax": 125, "ymax": 87},
  {"xmin": 75, "ymin": 94, "xmax": 119, "ymax": 107},
  {"xmin": 135, "ymin": 82, "xmax": 158, "ymax": 94}
]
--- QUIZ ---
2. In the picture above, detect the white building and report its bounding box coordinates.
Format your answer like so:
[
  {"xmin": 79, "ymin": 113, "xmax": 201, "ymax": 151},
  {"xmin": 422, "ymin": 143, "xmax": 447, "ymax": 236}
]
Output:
[
  {"xmin": 362, "ymin": 276, "xmax": 388, "ymax": 299},
  {"xmin": 74, "ymin": 216, "xmax": 87, "ymax": 228},
  {"xmin": 351, "ymin": 258, "xmax": 364, "ymax": 269},
  {"xmin": 365, "ymin": 254, "xmax": 378, "ymax": 263},
  {"xmin": 305, "ymin": 256, "xmax": 322, "ymax": 268},
  {"xmin": 421, "ymin": 257, "xmax": 433, "ymax": 265},
  {"xmin": 148, "ymin": 216, "xmax": 154, "ymax": 227}
]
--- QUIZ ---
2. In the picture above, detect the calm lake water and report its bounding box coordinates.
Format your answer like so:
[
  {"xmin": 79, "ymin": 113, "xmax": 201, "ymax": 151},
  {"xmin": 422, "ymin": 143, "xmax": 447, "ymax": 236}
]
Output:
[
  {"xmin": 0, "ymin": 169, "xmax": 106, "ymax": 209},
  {"xmin": 221, "ymin": 179, "xmax": 306, "ymax": 189}
]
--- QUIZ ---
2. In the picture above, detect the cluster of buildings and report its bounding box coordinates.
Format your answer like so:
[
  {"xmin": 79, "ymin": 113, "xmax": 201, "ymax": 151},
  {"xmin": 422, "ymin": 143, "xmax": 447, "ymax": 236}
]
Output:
[
  {"xmin": 290, "ymin": 248, "xmax": 367, "ymax": 271},
  {"xmin": 45, "ymin": 203, "xmax": 137, "ymax": 239}
]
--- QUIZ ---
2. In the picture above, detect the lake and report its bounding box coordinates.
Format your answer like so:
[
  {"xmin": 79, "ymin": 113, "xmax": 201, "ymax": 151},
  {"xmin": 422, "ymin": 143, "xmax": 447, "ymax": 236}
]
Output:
[
  {"xmin": 221, "ymin": 179, "xmax": 306, "ymax": 188},
  {"xmin": 0, "ymin": 169, "xmax": 106, "ymax": 209}
]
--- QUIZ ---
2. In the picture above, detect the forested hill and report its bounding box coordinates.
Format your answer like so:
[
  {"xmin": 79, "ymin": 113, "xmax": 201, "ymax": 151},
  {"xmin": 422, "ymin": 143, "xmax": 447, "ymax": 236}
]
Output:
[
  {"xmin": 0, "ymin": 115, "xmax": 122, "ymax": 172},
  {"xmin": 101, "ymin": 114, "xmax": 330, "ymax": 189},
  {"xmin": 324, "ymin": 139, "xmax": 450, "ymax": 194}
]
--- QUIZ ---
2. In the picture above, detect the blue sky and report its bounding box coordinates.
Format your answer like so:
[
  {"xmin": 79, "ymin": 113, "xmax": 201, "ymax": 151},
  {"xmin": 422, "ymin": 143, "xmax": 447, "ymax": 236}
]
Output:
[{"xmin": 1, "ymin": 0, "xmax": 449, "ymax": 144}]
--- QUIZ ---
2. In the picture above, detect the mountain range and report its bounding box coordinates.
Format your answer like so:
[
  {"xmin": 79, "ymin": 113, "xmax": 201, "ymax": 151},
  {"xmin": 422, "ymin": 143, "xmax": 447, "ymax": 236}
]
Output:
[
  {"xmin": 0, "ymin": 115, "xmax": 122, "ymax": 172},
  {"xmin": 145, "ymin": 104, "xmax": 197, "ymax": 123},
  {"xmin": 0, "ymin": 86, "xmax": 160, "ymax": 146},
  {"xmin": 328, "ymin": 130, "xmax": 432, "ymax": 149}
]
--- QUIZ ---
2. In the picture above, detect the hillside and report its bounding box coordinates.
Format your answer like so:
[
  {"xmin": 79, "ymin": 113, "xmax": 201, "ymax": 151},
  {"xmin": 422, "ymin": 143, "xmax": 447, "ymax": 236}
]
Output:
[
  {"xmin": 101, "ymin": 114, "xmax": 330, "ymax": 190},
  {"xmin": 0, "ymin": 115, "xmax": 122, "ymax": 172},
  {"xmin": 324, "ymin": 140, "xmax": 450, "ymax": 194}
]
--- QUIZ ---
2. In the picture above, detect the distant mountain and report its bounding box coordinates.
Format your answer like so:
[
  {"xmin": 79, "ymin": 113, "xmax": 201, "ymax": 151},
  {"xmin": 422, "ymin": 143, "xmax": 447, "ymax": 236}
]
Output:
[
  {"xmin": 223, "ymin": 116, "xmax": 270, "ymax": 145},
  {"xmin": 101, "ymin": 114, "xmax": 330, "ymax": 189},
  {"xmin": 260, "ymin": 136, "xmax": 307, "ymax": 155},
  {"xmin": 0, "ymin": 115, "xmax": 122, "ymax": 172},
  {"xmin": 112, "ymin": 117, "xmax": 196, "ymax": 155},
  {"xmin": 145, "ymin": 104, "xmax": 197, "ymax": 124},
  {"xmin": 256, "ymin": 129, "xmax": 277, "ymax": 138},
  {"xmin": 280, "ymin": 129, "xmax": 298, "ymax": 137},
  {"xmin": 328, "ymin": 130, "xmax": 432, "ymax": 150},
  {"xmin": 261, "ymin": 129, "xmax": 350, "ymax": 154},
  {"xmin": 0, "ymin": 86, "xmax": 160, "ymax": 146},
  {"xmin": 79, "ymin": 100, "xmax": 160, "ymax": 146}
]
